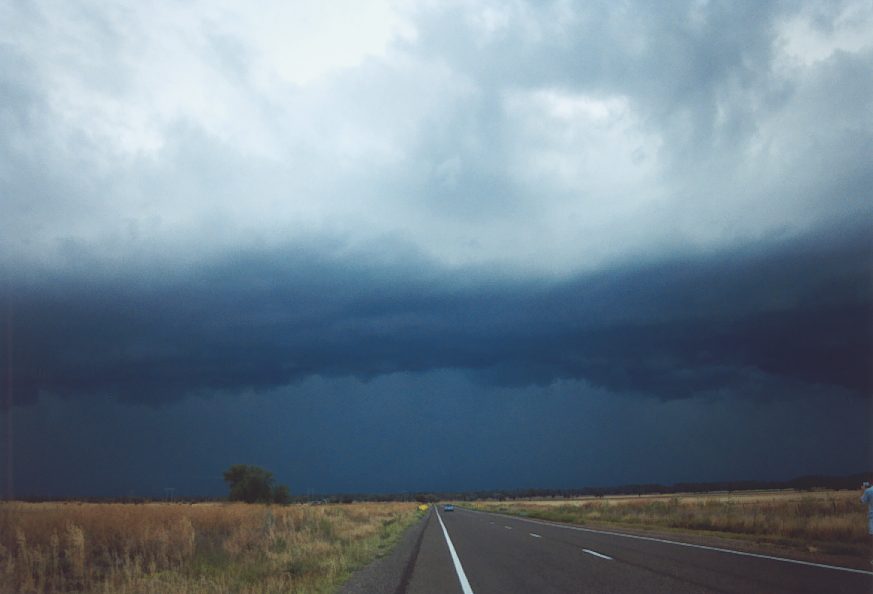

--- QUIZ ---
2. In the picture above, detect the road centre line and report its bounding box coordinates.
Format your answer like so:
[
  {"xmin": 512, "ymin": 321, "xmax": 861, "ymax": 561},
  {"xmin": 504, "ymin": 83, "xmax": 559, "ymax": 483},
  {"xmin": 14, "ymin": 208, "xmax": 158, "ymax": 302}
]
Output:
[
  {"xmin": 435, "ymin": 508, "xmax": 475, "ymax": 594},
  {"xmin": 504, "ymin": 525, "xmax": 512, "ymax": 529},
  {"xmin": 583, "ymin": 548, "xmax": 613, "ymax": 560},
  {"xmin": 460, "ymin": 508, "xmax": 873, "ymax": 576},
  {"xmin": 529, "ymin": 533, "xmax": 542, "ymax": 538}
]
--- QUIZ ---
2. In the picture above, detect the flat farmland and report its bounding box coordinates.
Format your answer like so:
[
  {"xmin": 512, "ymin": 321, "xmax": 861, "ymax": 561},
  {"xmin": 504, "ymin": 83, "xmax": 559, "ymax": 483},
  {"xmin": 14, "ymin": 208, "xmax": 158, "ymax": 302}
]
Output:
[
  {"xmin": 0, "ymin": 501, "xmax": 423, "ymax": 593},
  {"xmin": 466, "ymin": 489, "xmax": 870, "ymax": 567}
]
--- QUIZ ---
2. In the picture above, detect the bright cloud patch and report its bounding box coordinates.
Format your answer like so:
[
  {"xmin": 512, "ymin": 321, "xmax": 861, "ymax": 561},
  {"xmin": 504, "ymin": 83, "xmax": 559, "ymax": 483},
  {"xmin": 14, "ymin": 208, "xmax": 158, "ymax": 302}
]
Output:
[
  {"xmin": 776, "ymin": 1, "xmax": 873, "ymax": 67},
  {"xmin": 0, "ymin": 0, "xmax": 870, "ymax": 278}
]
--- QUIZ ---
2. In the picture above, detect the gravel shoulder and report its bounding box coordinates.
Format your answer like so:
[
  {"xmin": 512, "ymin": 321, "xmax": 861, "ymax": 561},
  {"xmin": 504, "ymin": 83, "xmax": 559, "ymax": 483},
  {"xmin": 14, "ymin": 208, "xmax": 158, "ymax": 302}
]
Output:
[{"xmin": 339, "ymin": 509, "xmax": 431, "ymax": 594}]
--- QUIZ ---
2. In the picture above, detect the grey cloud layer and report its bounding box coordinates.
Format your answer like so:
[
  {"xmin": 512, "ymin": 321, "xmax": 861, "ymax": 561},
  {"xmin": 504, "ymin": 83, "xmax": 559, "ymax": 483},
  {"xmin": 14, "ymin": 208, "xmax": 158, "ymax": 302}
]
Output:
[{"xmin": 1, "ymin": 0, "xmax": 871, "ymax": 275}]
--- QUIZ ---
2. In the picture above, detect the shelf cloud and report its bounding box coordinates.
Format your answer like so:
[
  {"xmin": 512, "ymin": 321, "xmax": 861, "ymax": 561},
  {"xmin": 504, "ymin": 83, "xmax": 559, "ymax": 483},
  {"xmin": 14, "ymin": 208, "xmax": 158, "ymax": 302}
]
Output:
[{"xmin": 1, "ymin": 0, "xmax": 870, "ymax": 495}]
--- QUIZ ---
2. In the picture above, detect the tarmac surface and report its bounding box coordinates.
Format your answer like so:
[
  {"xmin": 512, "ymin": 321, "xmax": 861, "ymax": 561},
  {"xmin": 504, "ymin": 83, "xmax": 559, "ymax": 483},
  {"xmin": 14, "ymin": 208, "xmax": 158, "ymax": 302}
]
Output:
[{"xmin": 342, "ymin": 506, "xmax": 873, "ymax": 593}]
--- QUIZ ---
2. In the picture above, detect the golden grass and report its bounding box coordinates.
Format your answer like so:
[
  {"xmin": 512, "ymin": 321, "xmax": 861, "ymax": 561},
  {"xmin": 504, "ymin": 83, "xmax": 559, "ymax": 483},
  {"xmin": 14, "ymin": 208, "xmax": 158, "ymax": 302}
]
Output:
[
  {"xmin": 0, "ymin": 501, "xmax": 421, "ymax": 593},
  {"xmin": 467, "ymin": 490, "xmax": 870, "ymax": 561}
]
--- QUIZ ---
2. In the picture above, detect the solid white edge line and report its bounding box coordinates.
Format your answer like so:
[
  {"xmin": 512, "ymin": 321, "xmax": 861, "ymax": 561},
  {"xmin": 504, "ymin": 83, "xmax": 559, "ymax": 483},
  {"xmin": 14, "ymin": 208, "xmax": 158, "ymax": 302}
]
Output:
[
  {"xmin": 459, "ymin": 508, "xmax": 873, "ymax": 576},
  {"xmin": 530, "ymin": 533, "xmax": 542, "ymax": 538},
  {"xmin": 583, "ymin": 548, "xmax": 613, "ymax": 560},
  {"xmin": 435, "ymin": 508, "xmax": 475, "ymax": 594}
]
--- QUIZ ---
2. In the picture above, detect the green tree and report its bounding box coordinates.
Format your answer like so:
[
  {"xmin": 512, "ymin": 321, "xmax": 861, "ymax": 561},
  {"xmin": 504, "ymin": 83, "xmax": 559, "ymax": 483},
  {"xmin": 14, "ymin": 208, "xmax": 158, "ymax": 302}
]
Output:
[{"xmin": 223, "ymin": 464, "xmax": 278, "ymax": 503}]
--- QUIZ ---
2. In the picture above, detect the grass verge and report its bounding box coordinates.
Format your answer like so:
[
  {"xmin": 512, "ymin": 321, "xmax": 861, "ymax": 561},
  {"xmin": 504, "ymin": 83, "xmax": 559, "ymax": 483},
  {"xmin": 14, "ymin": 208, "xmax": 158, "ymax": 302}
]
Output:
[{"xmin": 0, "ymin": 501, "xmax": 424, "ymax": 593}]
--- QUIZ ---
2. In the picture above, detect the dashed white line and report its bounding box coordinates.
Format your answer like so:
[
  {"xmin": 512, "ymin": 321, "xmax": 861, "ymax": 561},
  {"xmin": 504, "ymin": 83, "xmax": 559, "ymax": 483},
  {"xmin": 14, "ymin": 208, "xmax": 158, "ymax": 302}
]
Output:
[
  {"xmin": 504, "ymin": 525, "xmax": 512, "ymax": 529},
  {"xmin": 583, "ymin": 548, "xmax": 613, "ymax": 560},
  {"xmin": 530, "ymin": 533, "xmax": 542, "ymax": 538},
  {"xmin": 435, "ymin": 508, "xmax": 475, "ymax": 594}
]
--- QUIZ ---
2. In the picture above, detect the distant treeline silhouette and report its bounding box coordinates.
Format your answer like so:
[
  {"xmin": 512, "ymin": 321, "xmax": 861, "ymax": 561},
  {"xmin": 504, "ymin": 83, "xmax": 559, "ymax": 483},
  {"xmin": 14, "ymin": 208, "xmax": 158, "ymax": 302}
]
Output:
[
  {"xmin": 12, "ymin": 472, "xmax": 869, "ymax": 503},
  {"xmin": 382, "ymin": 472, "xmax": 872, "ymax": 504}
]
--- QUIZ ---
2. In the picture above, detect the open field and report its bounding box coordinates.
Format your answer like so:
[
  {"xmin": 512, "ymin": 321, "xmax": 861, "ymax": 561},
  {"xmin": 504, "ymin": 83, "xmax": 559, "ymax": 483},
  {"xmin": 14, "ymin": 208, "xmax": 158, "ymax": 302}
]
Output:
[
  {"xmin": 0, "ymin": 501, "xmax": 423, "ymax": 593},
  {"xmin": 465, "ymin": 489, "xmax": 871, "ymax": 564}
]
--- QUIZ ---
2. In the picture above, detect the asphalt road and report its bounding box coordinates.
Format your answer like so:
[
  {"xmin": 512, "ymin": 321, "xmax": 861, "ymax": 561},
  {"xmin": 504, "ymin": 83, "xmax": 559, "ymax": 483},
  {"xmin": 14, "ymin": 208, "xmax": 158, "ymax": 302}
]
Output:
[{"xmin": 395, "ymin": 506, "xmax": 873, "ymax": 594}]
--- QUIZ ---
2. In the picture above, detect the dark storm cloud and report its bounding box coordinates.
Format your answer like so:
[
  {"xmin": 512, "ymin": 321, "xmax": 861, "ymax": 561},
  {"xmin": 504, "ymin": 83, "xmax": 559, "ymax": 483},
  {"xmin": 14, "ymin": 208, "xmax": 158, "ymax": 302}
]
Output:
[
  {"xmin": 1, "ymin": 0, "xmax": 871, "ymax": 408},
  {"xmin": 3, "ymin": 0, "xmax": 872, "ymax": 501},
  {"xmin": 8, "ymin": 378, "xmax": 871, "ymax": 497},
  {"xmin": 6, "ymin": 223, "xmax": 870, "ymax": 407}
]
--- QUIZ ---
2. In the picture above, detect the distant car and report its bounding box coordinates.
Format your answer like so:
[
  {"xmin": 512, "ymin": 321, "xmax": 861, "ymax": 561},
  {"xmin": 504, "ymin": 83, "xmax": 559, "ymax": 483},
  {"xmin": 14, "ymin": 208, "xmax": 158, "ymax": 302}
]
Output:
[{"xmin": 443, "ymin": 504, "xmax": 455, "ymax": 512}]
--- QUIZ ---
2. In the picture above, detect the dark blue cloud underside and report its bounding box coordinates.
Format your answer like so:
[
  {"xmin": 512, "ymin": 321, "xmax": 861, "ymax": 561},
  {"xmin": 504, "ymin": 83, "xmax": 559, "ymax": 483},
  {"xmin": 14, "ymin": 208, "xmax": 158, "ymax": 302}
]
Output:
[{"xmin": 6, "ymin": 224, "xmax": 870, "ymax": 406}]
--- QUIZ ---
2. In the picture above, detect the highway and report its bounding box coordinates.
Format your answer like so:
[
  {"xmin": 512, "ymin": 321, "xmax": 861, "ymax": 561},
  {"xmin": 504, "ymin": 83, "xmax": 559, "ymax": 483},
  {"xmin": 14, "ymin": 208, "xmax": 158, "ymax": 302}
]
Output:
[{"xmin": 393, "ymin": 506, "xmax": 873, "ymax": 594}]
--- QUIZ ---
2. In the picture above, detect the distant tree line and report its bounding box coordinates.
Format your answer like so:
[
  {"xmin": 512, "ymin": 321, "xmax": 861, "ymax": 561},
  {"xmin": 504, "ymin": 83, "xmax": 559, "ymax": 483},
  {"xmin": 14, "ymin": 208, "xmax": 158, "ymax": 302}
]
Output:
[
  {"xmin": 424, "ymin": 472, "xmax": 873, "ymax": 502},
  {"xmin": 233, "ymin": 472, "xmax": 871, "ymax": 504},
  {"xmin": 285, "ymin": 471, "xmax": 872, "ymax": 503},
  {"xmin": 12, "ymin": 471, "xmax": 869, "ymax": 504}
]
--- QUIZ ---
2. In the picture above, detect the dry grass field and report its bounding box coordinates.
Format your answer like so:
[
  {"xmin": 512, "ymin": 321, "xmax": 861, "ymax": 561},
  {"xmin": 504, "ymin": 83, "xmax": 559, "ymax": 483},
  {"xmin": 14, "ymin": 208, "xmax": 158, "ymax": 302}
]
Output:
[
  {"xmin": 467, "ymin": 489, "xmax": 870, "ymax": 563},
  {"xmin": 0, "ymin": 501, "xmax": 422, "ymax": 593}
]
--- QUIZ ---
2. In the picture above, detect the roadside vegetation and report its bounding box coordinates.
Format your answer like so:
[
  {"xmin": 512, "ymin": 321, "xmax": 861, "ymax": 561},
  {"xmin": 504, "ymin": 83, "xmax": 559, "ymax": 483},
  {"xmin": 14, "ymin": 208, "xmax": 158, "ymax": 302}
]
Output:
[
  {"xmin": 466, "ymin": 489, "xmax": 869, "ymax": 563},
  {"xmin": 0, "ymin": 501, "xmax": 422, "ymax": 593}
]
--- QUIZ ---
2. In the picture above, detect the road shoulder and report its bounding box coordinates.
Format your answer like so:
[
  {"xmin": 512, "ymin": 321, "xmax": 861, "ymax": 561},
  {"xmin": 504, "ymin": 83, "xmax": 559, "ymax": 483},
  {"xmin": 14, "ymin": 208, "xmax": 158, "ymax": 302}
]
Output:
[{"xmin": 339, "ymin": 510, "xmax": 430, "ymax": 594}]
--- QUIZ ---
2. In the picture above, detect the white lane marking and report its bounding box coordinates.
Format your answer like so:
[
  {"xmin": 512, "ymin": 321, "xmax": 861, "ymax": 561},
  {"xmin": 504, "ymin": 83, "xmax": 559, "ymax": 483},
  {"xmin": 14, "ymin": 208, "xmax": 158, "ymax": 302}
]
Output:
[
  {"xmin": 504, "ymin": 525, "xmax": 512, "ymax": 529},
  {"xmin": 583, "ymin": 548, "xmax": 613, "ymax": 560},
  {"xmin": 530, "ymin": 533, "xmax": 542, "ymax": 538},
  {"xmin": 435, "ymin": 508, "xmax": 475, "ymax": 594},
  {"xmin": 459, "ymin": 508, "xmax": 873, "ymax": 576}
]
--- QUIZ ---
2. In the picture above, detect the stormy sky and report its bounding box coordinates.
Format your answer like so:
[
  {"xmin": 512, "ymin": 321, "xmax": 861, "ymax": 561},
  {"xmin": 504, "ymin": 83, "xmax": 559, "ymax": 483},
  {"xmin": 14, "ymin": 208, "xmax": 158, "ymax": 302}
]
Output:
[{"xmin": 1, "ymin": 0, "xmax": 871, "ymax": 497}]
